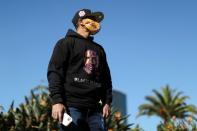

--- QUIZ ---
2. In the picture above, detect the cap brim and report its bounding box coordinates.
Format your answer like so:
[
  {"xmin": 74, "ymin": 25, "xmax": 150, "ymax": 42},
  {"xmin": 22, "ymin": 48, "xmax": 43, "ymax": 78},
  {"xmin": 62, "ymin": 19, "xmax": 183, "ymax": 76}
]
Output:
[{"xmin": 84, "ymin": 12, "xmax": 104, "ymax": 22}]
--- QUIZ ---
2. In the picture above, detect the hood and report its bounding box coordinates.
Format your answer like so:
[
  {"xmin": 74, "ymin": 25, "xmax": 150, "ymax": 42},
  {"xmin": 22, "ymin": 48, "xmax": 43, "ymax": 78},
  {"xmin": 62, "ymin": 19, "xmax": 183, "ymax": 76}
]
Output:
[{"xmin": 66, "ymin": 29, "xmax": 94, "ymax": 41}]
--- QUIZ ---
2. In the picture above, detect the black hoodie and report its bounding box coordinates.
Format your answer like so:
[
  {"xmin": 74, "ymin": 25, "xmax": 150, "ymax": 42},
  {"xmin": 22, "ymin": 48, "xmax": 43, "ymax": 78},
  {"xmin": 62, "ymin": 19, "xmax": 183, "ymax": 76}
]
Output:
[{"xmin": 47, "ymin": 29, "xmax": 112, "ymax": 109}]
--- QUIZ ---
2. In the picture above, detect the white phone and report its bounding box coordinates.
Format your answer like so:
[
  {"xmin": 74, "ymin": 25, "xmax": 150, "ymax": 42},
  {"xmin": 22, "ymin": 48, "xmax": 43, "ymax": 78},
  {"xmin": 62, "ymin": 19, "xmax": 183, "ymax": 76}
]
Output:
[{"xmin": 62, "ymin": 112, "xmax": 73, "ymax": 126}]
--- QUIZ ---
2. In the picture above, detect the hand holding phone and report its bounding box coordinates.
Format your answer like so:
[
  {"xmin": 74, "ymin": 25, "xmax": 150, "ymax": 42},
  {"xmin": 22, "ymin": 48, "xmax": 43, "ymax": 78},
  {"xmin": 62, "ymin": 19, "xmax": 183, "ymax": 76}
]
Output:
[{"xmin": 62, "ymin": 112, "xmax": 72, "ymax": 126}]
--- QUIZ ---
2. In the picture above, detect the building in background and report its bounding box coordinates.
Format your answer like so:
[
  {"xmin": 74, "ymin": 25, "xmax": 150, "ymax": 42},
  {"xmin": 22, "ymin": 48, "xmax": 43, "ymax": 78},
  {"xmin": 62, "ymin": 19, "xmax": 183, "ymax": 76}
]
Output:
[{"xmin": 112, "ymin": 90, "xmax": 127, "ymax": 116}]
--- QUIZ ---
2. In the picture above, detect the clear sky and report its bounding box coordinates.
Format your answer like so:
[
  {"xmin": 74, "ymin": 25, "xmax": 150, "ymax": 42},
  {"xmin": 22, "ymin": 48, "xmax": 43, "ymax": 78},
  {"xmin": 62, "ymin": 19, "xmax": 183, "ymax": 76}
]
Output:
[{"xmin": 0, "ymin": 0, "xmax": 197, "ymax": 130}]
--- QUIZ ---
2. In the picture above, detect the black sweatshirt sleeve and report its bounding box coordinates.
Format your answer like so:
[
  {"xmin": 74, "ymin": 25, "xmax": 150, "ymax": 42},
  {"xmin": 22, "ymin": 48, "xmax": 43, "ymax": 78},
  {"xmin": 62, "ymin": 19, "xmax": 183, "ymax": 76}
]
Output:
[
  {"xmin": 101, "ymin": 51, "xmax": 113, "ymax": 105},
  {"xmin": 47, "ymin": 39, "xmax": 70, "ymax": 105}
]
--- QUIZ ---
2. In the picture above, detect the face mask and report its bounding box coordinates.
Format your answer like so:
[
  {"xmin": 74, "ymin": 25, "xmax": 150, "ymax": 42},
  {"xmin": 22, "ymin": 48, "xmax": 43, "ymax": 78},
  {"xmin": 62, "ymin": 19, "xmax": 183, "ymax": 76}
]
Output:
[{"xmin": 82, "ymin": 18, "xmax": 101, "ymax": 35}]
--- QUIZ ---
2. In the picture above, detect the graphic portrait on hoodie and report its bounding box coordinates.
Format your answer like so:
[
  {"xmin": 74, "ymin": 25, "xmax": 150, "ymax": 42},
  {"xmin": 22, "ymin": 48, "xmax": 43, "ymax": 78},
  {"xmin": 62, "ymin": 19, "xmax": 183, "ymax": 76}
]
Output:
[{"xmin": 83, "ymin": 49, "xmax": 99, "ymax": 75}]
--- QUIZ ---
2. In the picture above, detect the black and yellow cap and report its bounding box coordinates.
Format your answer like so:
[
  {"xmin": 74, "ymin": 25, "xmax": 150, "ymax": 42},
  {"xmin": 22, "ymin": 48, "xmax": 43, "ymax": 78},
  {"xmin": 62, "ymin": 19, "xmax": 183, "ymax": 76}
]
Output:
[{"xmin": 72, "ymin": 9, "xmax": 104, "ymax": 28}]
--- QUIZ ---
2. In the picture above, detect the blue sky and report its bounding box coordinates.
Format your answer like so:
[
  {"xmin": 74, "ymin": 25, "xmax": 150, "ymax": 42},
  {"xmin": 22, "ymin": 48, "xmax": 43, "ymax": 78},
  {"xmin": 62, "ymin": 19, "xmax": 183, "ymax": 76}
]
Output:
[{"xmin": 0, "ymin": 0, "xmax": 197, "ymax": 130}]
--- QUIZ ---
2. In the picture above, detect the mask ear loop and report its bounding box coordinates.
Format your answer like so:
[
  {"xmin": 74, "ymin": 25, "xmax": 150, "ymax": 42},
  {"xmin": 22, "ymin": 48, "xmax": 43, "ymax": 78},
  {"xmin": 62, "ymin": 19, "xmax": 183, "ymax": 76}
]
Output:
[{"xmin": 79, "ymin": 20, "xmax": 91, "ymax": 32}]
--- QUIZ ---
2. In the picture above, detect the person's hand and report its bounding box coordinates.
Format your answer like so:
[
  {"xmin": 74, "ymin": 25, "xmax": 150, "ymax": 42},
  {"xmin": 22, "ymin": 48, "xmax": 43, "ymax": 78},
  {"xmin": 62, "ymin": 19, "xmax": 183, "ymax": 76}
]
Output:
[
  {"xmin": 52, "ymin": 103, "xmax": 65, "ymax": 123},
  {"xmin": 102, "ymin": 104, "xmax": 110, "ymax": 118}
]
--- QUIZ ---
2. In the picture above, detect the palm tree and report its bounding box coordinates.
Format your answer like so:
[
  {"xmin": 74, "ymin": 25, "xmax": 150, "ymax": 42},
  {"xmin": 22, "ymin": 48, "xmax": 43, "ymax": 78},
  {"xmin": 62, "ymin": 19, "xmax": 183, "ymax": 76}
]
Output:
[
  {"xmin": 138, "ymin": 85, "xmax": 197, "ymax": 123},
  {"xmin": 106, "ymin": 107, "xmax": 143, "ymax": 131},
  {"xmin": 0, "ymin": 85, "xmax": 59, "ymax": 131},
  {"xmin": 14, "ymin": 85, "xmax": 59, "ymax": 131}
]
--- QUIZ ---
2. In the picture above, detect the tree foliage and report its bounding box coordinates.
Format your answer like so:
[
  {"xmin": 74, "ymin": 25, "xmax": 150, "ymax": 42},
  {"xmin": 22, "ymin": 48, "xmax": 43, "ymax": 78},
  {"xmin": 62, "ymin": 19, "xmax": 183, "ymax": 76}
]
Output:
[
  {"xmin": 138, "ymin": 85, "xmax": 197, "ymax": 123},
  {"xmin": 106, "ymin": 108, "xmax": 143, "ymax": 131},
  {"xmin": 0, "ymin": 85, "xmax": 139, "ymax": 131}
]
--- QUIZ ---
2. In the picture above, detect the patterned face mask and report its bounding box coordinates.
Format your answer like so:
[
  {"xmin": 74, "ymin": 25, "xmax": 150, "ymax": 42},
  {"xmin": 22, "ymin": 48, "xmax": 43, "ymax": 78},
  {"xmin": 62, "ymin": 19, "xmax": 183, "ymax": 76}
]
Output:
[{"xmin": 82, "ymin": 18, "xmax": 101, "ymax": 35}]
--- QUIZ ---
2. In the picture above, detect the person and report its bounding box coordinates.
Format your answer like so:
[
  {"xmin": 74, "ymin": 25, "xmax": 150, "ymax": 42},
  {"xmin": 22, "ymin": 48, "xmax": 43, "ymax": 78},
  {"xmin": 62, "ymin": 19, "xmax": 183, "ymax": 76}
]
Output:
[{"xmin": 47, "ymin": 9, "xmax": 112, "ymax": 131}]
